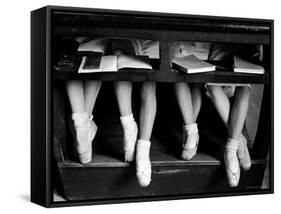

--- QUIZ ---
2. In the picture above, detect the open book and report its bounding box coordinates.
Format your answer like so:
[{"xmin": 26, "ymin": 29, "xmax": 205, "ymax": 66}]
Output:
[
  {"xmin": 234, "ymin": 56, "xmax": 265, "ymax": 74},
  {"xmin": 78, "ymin": 55, "xmax": 153, "ymax": 73},
  {"xmin": 172, "ymin": 55, "xmax": 216, "ymax": 74}
]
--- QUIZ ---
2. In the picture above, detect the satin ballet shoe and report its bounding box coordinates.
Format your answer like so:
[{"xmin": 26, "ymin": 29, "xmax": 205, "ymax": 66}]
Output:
[
  {"xmin": 182, "ymin": 123, "xmax": 199, "ymax": 160},
  {"xmin": 72, "ymin": 113, "xmax": 97, "ymax": 164},
  {"xmin": 120, "ymin": 115, "xmax": 138, "ymax": 162},
  {"xmin": 136, "ymin": 140, "xmax": 151, "ymax": 187},
  {"xmin": 224, "ymin": 138, "xmax": 240, "ymax": 187},
  {"xmin": 238, "ymin": 134, "xmax": 251, "ymax": 171}
]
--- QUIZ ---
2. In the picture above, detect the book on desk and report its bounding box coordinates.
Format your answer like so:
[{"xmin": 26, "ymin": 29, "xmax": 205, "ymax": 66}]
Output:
[
  {"xmin": 172, "ymin": 55, "xmax": 216, "ymax": 73},
  {"xmin": 78, "ymin": 54, "xmax": 153, "ymax": 73},
  {"xmin": 233, "ymin": 56, "xmax": 265, "ymax": 74},
  {"xmin": 172, "ymin": 54, "xmax": 265, "ymax": 75}
]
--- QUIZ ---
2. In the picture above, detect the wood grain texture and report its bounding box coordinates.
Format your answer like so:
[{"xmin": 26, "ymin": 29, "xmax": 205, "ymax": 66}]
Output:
[{"xmin": 54, "ymin": 70, "xmax": 269, "ymax": 84}]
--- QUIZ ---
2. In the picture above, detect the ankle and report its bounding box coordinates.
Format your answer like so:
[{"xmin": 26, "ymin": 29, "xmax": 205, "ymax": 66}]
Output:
[
  {"xmin": 120, "ymin": 114, "xmax": 135, "ymax": 127},
  {"xmin": 72, "ymin": 112, "xmax": 89, "ymax": 127},
  {"xmin": 225, "ymin": 138, "xmax": 239, "ymax": 152},
  {"xmin": 137, "ymin": 140, "xmax": 151, "ymax": 154},
  {"xmin": 183, "ymin": 123, "xmax": 198, "ymax": 135}
]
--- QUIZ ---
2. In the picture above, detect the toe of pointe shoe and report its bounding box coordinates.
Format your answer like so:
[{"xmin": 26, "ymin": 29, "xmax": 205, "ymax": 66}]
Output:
[
  {"xmin": 181, "ymin": 149, "xmax": 196, "ymax": 160},
  {"xmin": 239, "ymin": 154, "xmax": 252, "ymax": 171},
  {"xmin": 78, "ymin": 150, "xmax": 92, "ymax": 164},
  {"xmin": 228, "ymin": 175, "xmax": 240, "ymax": 187},
  {"xmin": 240, "ymin": 162, "xmax": 251, "ymax": 171},
  {"xmin": 238, "ymin": 136, "xmax": 251, "ymax": 171},
  {"xmin": 136, "ymin": 172, "xmax": 151, "ymax": 187},
  {"xmin": 225, "ymin": 166, "xmax": 240, "ymax": 187}
]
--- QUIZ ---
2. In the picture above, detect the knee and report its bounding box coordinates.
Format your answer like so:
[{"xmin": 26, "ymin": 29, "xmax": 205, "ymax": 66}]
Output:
[
  {"xmin": 141, "ymin": 82, "xmax": 156, "ymax": 101},
  {"xmin": 174, "ymin": 82, "xmax": 190, "ymax": 94},
  {"xmin": 207, "ymin": 85, "xmax": 222, "ymax": 98}
]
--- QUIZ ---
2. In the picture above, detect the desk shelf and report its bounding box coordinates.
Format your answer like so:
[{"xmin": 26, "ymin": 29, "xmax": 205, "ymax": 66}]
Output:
[{"xmin": 54, "ymin": 69, "xmax": 269, "ymax": 84}]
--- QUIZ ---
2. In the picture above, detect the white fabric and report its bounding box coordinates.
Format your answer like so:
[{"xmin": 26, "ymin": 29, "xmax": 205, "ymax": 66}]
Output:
[
  {"xmin": 120, "ymin": 114, "xmax": 135, "ymax": 126},
  {"xmin": 171, "ymin": 41, "xmax": 211, "ymax": 60},
  {"xmin": 136, "ymin": 140, "xmax": 151, "ymax": 187},
  {"xmin": 72, "ymin": 112, "xmax": 89, "ymax": 127},
  {"xmin": 225, "ymin": 138, "xmax": 239, "ymax": 151},
  {"xmin": 131, "ymin": 39, "xmax": 160, "ymax": 59},
  {"xmin": 183, "ymin": 123, "xmax": 198, "ymax": 135},
  {"xmin": 121, "ymin": 116, "xmax": 138, "ymax": 162}
]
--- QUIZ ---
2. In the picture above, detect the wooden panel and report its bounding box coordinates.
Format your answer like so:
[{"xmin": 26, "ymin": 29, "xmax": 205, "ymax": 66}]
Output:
[
  {"xmin": 51, "ymin": 9, "xmax": 271, "ymax": 34},
  {"xmin": 57, "ymin": 161, "xmax": 265, "ymax": 201},
  {"xmin": 54, "ymin": 70, "xmax": 269, "ymax": 84},
  {"xmin": 159, "ymin": 41, "xmax": 172, "ymax": 73},
  {"xmin": 53, "ymin": 25, "xmax": 270, "ymax": 44},
  {"xmin": 31, "ymin": 7, "xmax": 50, "ymax": 207}
]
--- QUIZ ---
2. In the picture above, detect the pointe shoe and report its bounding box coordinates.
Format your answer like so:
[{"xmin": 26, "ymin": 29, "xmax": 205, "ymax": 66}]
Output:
[
  {"xmin": 238, "ymin": 134, "xmax": 251, "ymax": 171},
  {"xmin": 224, "ymin": 138, "xmax": 240, "ymax": 187},
  {"xmin": 182, "ymin": 123, "xmax": 199, "ymax": 160},
  {"xmin": 136, "ymin": 140, "xmax": 151, "ymax": 187},
  {"xmin": 120, "ymin": 115, "xmax": 138, "ymax": 162},
  {"xmin": 72, "ymin": 113, "xmax": 97, "ymax": 164}
]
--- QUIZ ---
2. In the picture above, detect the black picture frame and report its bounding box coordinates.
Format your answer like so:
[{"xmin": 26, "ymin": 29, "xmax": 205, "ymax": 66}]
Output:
[{"xmin": 31, "ymin": 5, "xmax": 274, "ymax": 208}]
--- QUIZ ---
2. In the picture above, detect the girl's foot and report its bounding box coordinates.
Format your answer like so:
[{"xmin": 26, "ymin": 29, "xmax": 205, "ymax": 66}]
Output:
[
  {"xmin": 182, "ymin": 123, "xmax": 199, "ymax": 160},
  {"xmin": 72, "ymin": 113, "xmax": 97, "ymax": 164},
  {"xmin": 238, "ymin": 134, "xmax": 251, "ymax": 171},
  {"xmin": 224, "ymin": 138, "xmax": 240, "ymax": 187},
  {"xmin": 136, "ymin": 140, "xmax": 151, "ymax": 187},
  {"xmin": 120, "ymin": 114, "xmax": 138, "ymax": 162}
]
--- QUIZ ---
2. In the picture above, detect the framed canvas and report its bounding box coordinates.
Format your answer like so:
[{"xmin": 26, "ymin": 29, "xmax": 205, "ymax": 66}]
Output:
[{"xmin": 31, "ymin": 5, "xmax": 274, "ymax": 207}]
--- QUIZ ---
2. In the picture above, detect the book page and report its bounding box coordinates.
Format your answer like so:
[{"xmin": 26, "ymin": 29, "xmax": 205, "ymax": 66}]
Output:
[
  {"xmin": 78, "ymin": 55, "xmax": 117, "ymax": 73},
  {"xmin": 100, "ymin": 56, "xmax": 118, "ymax": 71},
  {"xmin": 117, "ymin": 55, "xmax": 152, "ymax": 70},
  {"xmin": 234, "ymin": 56, "xmax": 264, "ymax": 74},
  {"xmin": 172, "ymin": 55, "xmax": 216, "ymax": 73}
]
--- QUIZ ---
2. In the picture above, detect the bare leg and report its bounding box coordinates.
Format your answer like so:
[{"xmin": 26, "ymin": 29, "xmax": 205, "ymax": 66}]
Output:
[
  {"xmin": 139, "ymin": 82, "xmax": 157, "ymax": 140},
  {"xmin": 136, "ymin": 82, "xmax": 156, "ymax": 187},
  {"xmin": 174, "ymin": 82, "xmax": 199, "ymax": 160},
  {"xmin": 114, "ymin": 81, "xmax": 133, "ymax": 116},
  {"xmin": 66, "ymin": 80, "xmax": 95, "ymax": 164},
  {"xmin": 113, "ymin": 48, "xmax": 133, "ymax": 117},
  {"xmin": 228, "ymin": 87, "xmax": 250, "ymax": 140},
  {"xmin": 66, "ymin": 80, "xmax": 85, "ymax": 113},
  {"xmin": 174, "ymin": 82, "xmax": 193, "ymax": 125},
  {"xmin": 84, "ymin": 80, "xmax": 102, "ymax": 116},
  {"xmin": 208, "ymin": 85, "xmax": 230, "ymax": 125},
  {"xmin": 191, "ymin": 83, "xmax": 203, "ymax": 122}
]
